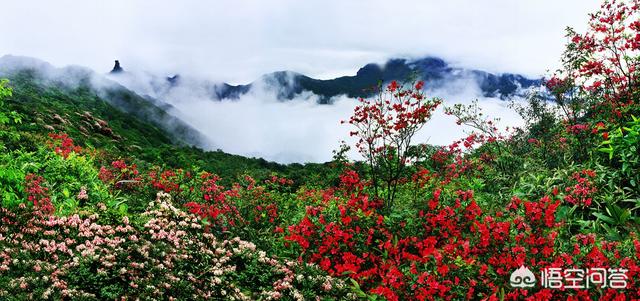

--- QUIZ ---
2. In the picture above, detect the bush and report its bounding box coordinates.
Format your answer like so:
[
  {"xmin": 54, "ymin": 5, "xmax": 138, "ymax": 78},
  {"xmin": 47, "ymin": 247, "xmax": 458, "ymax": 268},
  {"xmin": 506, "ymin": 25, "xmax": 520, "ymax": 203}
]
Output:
[{"xmin": 599, "ymin": 115, "xmax": 640, "ymax": 193}]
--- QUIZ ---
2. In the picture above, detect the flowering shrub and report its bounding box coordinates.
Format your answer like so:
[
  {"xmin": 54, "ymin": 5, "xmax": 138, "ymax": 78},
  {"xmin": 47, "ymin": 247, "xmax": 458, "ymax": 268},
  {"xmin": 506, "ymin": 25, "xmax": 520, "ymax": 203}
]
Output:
[
  {"xmin": 265, "ymin": 175, "xmax": 295, "ymax": 187},
  {"xmin": 345, "ymin": 80, "xmax": 441, "ymax": 208},
  {"xmin": 98, "ymin": 160, "xmax": 141, "ymax": 190},
  {"xmin": 24, "ymin": 173, "xmax": 54, "ymax": 214},
  {"xmin": 182, "ymin": 173, "xmax": 294, "ymax": 250},
  {"xmin": 563, "ymin": 169, "xmax": 598, "ymax": 207},
  {"xmin": 282, "ymin": 174, "xmax": 640, "ymax": 300},
  {"xmin": 47, "ymin": 133, "xmax": 82, "ymax": 159},
  {"xmin": 548, "ymin": 0, "xmax": 640, "ymax": 127},
  {"xmin": 422, "ymin": 135, "xmax": 483, "ymax": 186},
  {"xmin": 0, "ymin": 192, "xmax": 355, "ymax": 300},
  {"xmin": 185, "ymin": 172, "xmax": 243, "ymax": 233},
  {"xmin": 148, "ymin": 168, "xmax": 191, "ymax": 194},
  {"xmin": 445, "ymin": 100, "xmax": 505, "ymax": 143}
]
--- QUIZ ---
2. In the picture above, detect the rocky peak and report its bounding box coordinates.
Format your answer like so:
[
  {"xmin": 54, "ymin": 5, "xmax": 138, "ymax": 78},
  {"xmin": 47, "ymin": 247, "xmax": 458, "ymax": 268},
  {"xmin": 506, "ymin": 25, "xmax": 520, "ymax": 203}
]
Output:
[{"xmin": 110, "ymin": 60, "xmax": 124, "ymax": 74}]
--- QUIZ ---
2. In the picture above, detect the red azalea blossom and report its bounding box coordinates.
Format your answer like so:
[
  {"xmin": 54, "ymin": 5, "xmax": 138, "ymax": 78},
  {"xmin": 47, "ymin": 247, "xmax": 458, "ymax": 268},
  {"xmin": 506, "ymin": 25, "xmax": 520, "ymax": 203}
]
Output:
[
  {"xmin": 24, "ymin": 174, "xmax": 54, "ymax": 214},
  {"xmin": 47, "ymin": 133, "xmax": 82, "ymax": 158}
]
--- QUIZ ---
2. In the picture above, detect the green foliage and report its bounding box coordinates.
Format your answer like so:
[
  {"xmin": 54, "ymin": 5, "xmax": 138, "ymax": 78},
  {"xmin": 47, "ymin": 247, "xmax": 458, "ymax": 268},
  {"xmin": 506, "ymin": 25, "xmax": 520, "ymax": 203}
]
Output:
[
  {"xmin": 0, "ymin": 147, "xmax": 110, "ymax": 214},
  {"xmin": 0, "ymin": 79, "xmax": 22, "ymax": 151},
  {"xmin": 0, "ymin": 162, "xmax": 25, "ymax": 208},
  {"xmin": 0, "ymin": 79, "xmax": 11, "ymax": 100},
  {"xmin": 0, "ymin": 73, "xmax": 332, "ymax": 186},
  {"xmin": 599, "ymin": 115, "xmax": 640, "ymax": 194}
]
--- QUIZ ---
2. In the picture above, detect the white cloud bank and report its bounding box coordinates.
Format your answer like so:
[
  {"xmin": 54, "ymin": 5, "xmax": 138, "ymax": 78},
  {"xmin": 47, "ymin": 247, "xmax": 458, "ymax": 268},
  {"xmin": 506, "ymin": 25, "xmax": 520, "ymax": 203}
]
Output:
[{"xmin": 109, "ymin": 71, "xmax": 526, "ymax": 163}]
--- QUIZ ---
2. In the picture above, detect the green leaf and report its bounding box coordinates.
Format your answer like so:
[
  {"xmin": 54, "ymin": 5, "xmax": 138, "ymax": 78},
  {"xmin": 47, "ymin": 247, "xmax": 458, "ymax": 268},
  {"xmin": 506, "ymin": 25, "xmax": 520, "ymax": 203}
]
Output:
[
  {"xmin": 619, "ymin": 209, "xmax": 631, "ymax": 223},
  {"xmin": 118, "ymin": 204, "xmax": 128, "ymax": 215},
  {"xmin": 592, "ymin": 212, "xmax": 616, "ymax": 225},
  {"xmin": 600, "ymin": 223, "xmax": 622, "ymax": 241}
]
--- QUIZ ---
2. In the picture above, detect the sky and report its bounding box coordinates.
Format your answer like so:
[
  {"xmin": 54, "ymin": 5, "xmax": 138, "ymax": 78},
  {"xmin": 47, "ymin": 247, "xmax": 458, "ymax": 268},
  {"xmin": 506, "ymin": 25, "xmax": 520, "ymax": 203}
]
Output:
[{"xmin": 1, "ymin": 0, "xmax": 601, "ymax": 84}]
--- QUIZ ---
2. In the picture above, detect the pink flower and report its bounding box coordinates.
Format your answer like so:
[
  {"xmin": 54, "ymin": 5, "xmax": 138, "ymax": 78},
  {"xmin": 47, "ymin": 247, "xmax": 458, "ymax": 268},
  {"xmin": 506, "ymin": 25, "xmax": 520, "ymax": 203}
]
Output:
[{"xmin": 77, "ymin": 186, "xmax": 88, "ymax": 201}]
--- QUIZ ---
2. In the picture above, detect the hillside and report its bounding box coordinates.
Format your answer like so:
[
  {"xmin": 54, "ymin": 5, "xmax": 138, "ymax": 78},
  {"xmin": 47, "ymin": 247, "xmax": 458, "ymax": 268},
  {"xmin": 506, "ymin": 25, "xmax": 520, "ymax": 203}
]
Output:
[{"xmin": 0, "ymin": 57, "xmax": 331, "ymax": 186}]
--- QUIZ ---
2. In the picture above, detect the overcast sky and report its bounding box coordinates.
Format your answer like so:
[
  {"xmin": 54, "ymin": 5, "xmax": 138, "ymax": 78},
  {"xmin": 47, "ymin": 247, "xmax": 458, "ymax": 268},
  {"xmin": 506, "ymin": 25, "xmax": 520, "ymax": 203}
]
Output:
[{"xmin": 1, "ymin": 0, "xmax": 601, "ymax": 84}]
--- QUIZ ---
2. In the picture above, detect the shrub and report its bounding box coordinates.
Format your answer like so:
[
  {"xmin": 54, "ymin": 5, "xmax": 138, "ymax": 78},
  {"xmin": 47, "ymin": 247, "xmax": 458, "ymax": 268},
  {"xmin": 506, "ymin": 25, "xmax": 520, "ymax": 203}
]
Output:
[
  {"xmin": 600, "ymin": 115, "xmax": 640, "ymax": 192},
  {"xmin": 0, "ymin": 192, "xmax": 356, "ymax": 300},
  {"xmin": 345, "ymin": 80, "xmax": 441, "ymax": 209}
]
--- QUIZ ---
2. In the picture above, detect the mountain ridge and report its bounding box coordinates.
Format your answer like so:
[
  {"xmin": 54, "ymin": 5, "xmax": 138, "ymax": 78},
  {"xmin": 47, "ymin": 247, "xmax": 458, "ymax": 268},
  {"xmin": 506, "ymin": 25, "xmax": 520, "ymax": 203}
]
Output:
[
  {"xmin": 0, "ymin": 55, "xmax": 207, "ymax": 147},
  {"xmin": 162, "ymin": 56, "xmax": 543, "ymax": 103}
]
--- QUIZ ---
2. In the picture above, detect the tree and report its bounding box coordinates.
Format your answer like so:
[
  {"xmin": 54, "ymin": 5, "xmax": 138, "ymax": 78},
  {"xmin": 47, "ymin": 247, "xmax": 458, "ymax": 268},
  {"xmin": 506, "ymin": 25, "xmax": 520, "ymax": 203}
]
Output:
[
  {"xmin": 549, "ymin": 0, "xmax": 640, "ymax": 123},
  {"xmin": 344, "ymin": 80, "xmax": 441, "ymax": 209}
]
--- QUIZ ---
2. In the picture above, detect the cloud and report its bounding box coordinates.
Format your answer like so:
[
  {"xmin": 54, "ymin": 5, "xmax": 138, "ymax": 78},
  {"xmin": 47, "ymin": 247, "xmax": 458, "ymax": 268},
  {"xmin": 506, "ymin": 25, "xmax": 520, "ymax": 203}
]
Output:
[
  {"xmin": 0, "ymin": 54, "xmax": 527, "ymax": 164},
  {"xmin": 108, "ymin": 69, "xmax": 526, "ymax": 163},
  {"xmin": 0, "ymin": 0, "xmax": 601, "ymax": 83}
]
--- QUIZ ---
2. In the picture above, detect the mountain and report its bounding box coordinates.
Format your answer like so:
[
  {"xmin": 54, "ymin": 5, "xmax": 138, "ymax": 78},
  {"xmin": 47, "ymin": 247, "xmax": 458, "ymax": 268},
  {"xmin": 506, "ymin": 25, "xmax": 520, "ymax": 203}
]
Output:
[
  {"xmin": 0, "ymin": 55, "xmax": 329, "ymax": 184},
  {"xmin": 110, "ymin": 60, "xmax": 124, "ymax": 74},
  {"xmin": 202, "ymin": 57, "xmax": 541, "ymax": 103},
  {"xmin": 0, "ymin": 55, "xmax": 207, "ymax": 147},
  {"xmin": 103, "ymin": 56, "xmax": 541, "ymax": 105}
]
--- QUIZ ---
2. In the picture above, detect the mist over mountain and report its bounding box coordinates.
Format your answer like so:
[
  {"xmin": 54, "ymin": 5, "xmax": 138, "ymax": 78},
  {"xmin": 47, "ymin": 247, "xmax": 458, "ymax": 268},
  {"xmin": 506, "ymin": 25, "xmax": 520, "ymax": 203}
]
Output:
[
  {"xmin": 109, "ymin": 56, "xmax": 542, "ymax": 104},
  {"xmin": 216, "ymin": 57, "xmax": 541, "ymax": 103},
  {"xmin": 103, "ymin": 56, "xmax": 533, "ymax": 163},
  {"xmin": 0, "ymin": 55, "xmax": 208, "ymax": 148},
  {"xmin": 0, "ymin": 54, "xmax": 535, "ymax": 163}
]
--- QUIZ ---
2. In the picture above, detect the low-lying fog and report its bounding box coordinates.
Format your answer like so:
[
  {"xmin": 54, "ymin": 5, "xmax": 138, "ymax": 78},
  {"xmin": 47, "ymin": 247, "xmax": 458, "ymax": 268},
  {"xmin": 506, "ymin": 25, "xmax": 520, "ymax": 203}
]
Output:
[
  {"xmin": 0, "ymin": 55, "xmax": 527, "ymax": 164},
  {"xmin": 110, "ymin": 71, "xmax": 526, "ymax": 163}
]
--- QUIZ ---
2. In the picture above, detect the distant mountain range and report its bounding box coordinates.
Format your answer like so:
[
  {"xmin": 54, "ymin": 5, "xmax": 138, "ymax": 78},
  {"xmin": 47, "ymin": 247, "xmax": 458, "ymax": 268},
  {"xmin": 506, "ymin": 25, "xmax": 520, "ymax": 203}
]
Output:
[
  {"xmin": 111, "ymin": 57, "xmax": 542, "ymax": 104},
  {"xmin": 0, "ymin": 54, "xmax": 544, "ymax": 163}
]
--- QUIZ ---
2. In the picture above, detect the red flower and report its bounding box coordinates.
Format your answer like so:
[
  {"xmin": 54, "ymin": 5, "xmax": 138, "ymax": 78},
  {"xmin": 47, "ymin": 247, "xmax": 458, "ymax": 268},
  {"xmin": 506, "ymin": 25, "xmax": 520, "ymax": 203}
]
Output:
[
  {"xmin": 24, "ymin": 174, "xmax": 54, "ymax": 214},
  {"xmin": 47, "ymin": 133, "xmax": 82, "ymax": 158},
  {"xmin": 388, "ymin": 80, "xmax": 399, "ymax": 92},
  {"xmin": 371, "ymin": 286, "xmax": 398, "ymax": 301}
]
